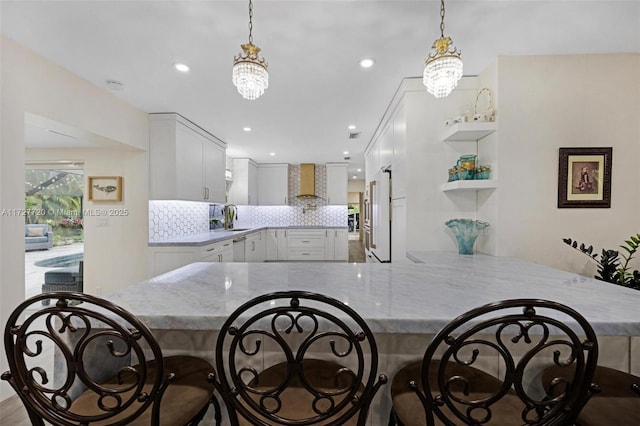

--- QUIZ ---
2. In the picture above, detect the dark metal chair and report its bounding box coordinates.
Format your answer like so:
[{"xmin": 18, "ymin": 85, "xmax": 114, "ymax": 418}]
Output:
[
  {"xmin": 542, "ymin": 364, "xmax": 640, "ymax": 425},
  {"xmin": 389, "ymin": 299, "xmax": 599, "ymax": 425},
  {"xmin": 209, "ymin": 290, "xmax": 387, "ymax": 425},
  {"xmin": 2, "ymin": 292, "xmax": 215, "ymax": 425}
]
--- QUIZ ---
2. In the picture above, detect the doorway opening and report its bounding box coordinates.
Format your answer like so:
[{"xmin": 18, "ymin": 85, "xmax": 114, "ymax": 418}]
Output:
[{"xmin": 25, "ymin": 162, "xmax": 84, "ymax": 300}]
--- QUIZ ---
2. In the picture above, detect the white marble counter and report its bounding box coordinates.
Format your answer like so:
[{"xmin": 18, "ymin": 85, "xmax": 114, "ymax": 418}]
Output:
[
  {"xmin": 107, "ymin": 252, "xmax": 640, "ymax": 336},
  {"xmin": 149, "ymin": 226, "xmax": 348, "ymax": 246}
]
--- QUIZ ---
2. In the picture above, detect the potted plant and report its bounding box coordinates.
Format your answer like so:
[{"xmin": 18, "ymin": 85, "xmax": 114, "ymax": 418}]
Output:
[{"xmin": 563, "ymin": 233, "xmax": 640, "ymax": 290}]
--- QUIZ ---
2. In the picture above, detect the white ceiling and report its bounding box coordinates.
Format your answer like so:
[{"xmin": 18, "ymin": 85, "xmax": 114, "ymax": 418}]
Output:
[{"xmin": 3, "ymin": 1, "xmax": 639, "ymax": 179}]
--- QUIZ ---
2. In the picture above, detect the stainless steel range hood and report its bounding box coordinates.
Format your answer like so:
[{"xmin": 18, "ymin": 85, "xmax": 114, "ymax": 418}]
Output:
[{"xmin": 296, "ymin": 163, "xmax": 318, "ymax": 199}]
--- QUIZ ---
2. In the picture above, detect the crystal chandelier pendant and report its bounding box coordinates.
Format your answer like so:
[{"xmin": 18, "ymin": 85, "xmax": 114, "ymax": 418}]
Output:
[
  {"xmin": 423, "ymin": 0, "xmax": 463, "ymax": 98},
  {"xmin": 232, "ymin": 42, "xmax": 269, "ymax": 100},
  {"xmin": 423, "ymin": 37, "xmax": 463, "ymax": 98}
]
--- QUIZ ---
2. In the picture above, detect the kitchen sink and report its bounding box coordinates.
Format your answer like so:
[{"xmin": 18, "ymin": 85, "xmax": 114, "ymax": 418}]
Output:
[{"xmin": 230, "ymin": 228, "xmax": 250, "ymax": 232}]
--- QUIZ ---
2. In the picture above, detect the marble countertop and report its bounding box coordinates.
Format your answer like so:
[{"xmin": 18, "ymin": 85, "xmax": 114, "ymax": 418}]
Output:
[
  {"xmin": 106, "ymin": 252, "xmax": 640, "ymax": 336},
  {"xmin": 149, "ymin": 226, "xmax": 348, "ymax": 247}
]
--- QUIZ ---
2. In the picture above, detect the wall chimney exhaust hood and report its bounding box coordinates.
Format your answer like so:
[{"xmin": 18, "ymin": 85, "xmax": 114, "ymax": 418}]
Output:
[{"xmin": 296, "ymin": 163, "xmax": 319, "ymax": 199}]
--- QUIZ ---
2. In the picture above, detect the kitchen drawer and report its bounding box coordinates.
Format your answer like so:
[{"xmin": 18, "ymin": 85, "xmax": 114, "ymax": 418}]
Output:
[
  {"xmin": 287, "ymin": 229, "xmax": 325, "ymax": 238},
  {"xmin": 287, "ymin": 248, "xmax": 325, "ymax": 261},
  {"xmin": 287, "ymin": 236, "xmax": 325, "ymax": 248},
  {"xmin": 200, "ymin": 241, "xmax": 231, "ymax": 259}
]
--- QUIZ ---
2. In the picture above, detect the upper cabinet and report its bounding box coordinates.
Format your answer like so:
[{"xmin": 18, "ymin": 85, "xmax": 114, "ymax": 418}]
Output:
[
  {"xmin": 365, "ymin": 103, "xmax": 406, "ymax": 199},
  {"xmin": 258, "ymin": 163, "xmax": 289, "ymax": 205},
  {"xmin": 325, "ymin": 163, "xmax": 348, "ymax": 205},
  {"xmin": 149, "ymin": 113, "xmax": 227, "ymax": 202},
  {"xmin": 228, "ymin": 158, "xmax": 258, "ymax": 205}
]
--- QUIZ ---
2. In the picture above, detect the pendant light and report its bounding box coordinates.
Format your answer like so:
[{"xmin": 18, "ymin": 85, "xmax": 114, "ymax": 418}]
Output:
[
  {"xmin": 232, "ymin": 0, "xmax": 269, "ymax": 100},
  {"xmin": 423, "ymin": 0, "xmax": 463, "ymax": 98}
]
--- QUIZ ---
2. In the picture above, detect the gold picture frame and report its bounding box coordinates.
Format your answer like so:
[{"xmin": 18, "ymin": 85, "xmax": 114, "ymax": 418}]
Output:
[
  {"xmin": 558, "ymin": 147, "xmax": 612, "ymax": 208},
  {"xmin": 88, "ymin": 176, "xmax": 123, "ymax": 202}
]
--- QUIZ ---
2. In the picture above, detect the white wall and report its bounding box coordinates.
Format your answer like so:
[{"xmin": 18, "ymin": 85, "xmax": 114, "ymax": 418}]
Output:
[
  {"xmin": 348, "ymin": 179, "xmax": 365, "ymax": 193},
  {"xmin": 1, "ymin": 36, "xmax": 150, "ymax": 400},
  {"xmin": 403, "ymin": 77, "xmax": 490, "ymax": 254},
  {"xmin": 368, "ymin": 54, "xmax": 639, "ymax": 276},
  {"xmin": 493, "ymin": 54, "xmax": 640, "ymax": 276}
]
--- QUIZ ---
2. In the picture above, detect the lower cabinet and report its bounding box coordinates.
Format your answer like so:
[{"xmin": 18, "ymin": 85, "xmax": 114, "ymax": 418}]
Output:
[
  {"xmin": 201, "ymin": 240, "xmax": 234, "ymax": 263},
  {"xmin": 245, "ymin": 231, "xmax": 266, "ymax": 262},
  {"xmin": 325, "ymin": 228, "xmax": 349, "ymax": 261},
  {"xmin": 266, "ymin": 229, "xmax": 288, "ymax": 261},
  {"xmin": 150, "ymin": 239, "xmax": 234, "ymax": 276},
  {"xmin": 287, "ymin": 229, "xmax": 326, "ymax": 261},
  {"xmin": 151, "ymin": 248, "xmax": 198, "ymax": 276}
]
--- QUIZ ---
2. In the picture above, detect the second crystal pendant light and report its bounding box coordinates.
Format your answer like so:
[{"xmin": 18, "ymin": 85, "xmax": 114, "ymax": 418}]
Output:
[{"xmin": 232, "ymin": 0, "xmax": 269, "ymax": 100}]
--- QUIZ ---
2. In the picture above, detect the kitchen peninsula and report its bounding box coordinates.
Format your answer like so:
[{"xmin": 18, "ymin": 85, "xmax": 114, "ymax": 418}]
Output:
[
  {"xmin": 148, "ymin": 226, "xmax": 349, "ymax": 275},
  {"xmin": 107, "ymin": 253, "xmax": 640, "ymax": 424}
]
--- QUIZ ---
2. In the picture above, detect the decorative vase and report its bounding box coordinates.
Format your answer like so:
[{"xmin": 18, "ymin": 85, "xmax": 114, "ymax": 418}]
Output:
[{"xmin": 445, "ymin": 219, "xmax": 490, "ymax": 255}]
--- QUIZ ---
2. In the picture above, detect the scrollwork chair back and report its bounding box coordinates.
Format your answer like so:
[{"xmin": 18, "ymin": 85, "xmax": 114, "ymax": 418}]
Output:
[
  {"xmin": 2, "ymin": 292, "xmax": 214, "ymax": 426},
  {"xmin": 412, "ymin": 299, "xmax": 599, "ymax": 426},
  {"xmin": 210, "ymin": 291, "xmax": 387, "ymax": 425}
]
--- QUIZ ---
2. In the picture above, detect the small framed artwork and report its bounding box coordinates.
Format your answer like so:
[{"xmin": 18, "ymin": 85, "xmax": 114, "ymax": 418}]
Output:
[
  {"xmin": 88, "ymin": 176, "xmax": 123, "ymax": 202},
  {"xmin": 558, "ymin": 147, "xmax": 612, "ymax": 208}
]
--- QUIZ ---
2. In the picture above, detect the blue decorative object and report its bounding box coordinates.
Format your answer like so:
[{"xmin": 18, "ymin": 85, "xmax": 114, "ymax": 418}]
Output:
[{"xmin": 445, "ymin": 218, "xmax": 490, "ymax": 255}]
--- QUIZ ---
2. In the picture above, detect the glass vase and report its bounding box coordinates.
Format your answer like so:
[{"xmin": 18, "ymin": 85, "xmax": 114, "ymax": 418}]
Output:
[{"xmin": 445, "ymin": 219, "xmax": 490, "ymax": 255}]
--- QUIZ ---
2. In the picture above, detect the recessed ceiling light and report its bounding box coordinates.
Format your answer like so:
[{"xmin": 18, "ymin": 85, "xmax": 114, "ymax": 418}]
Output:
[
  {"xmin": 343, "ymin": 151, "xmax": 349, "ymax": 155},
  {"xmin": 174, "ymin": 63, "xmax": 190, "ymax": 72},
  {"xmin": 243, "ymin": 127, "xmax": 251, "ymax": 132},
  {"xmin": 348, "ymin": 125, "xmax": 356, "ymax": 130},
  {"xmin": 106, "ymin": 80, "xmax": 124, "ymax": 91},
  {"xmin": 353, "ymin": 175, "xmax": 358, "ymax": 179},
  {"xmin": 269, "ymin": 152, "xmax": 276, "ymax": 156},
  {"xmin": 360, "ymin": 58, "xmax": 375, "ymax": 68},
  {"xmin": 357, "ymin": 168, "xmax": 362, "ymax": 172}
]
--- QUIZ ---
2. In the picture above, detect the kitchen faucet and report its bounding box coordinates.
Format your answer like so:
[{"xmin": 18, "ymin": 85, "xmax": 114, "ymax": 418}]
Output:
[{"xmin": 223, "ymin": 204, "xmax": 238, "ymax": 230}]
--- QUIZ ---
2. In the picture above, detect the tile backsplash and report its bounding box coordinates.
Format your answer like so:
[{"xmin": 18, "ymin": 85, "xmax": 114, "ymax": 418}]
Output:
[
  {"xmin": 150, "ymin": 199, "xmax": 346, "ymax": 241},
  {"xmin": 150, "ymin": 164, "xmax": 347, "ymax": 241},
  {"xmin": 235, "ymin": 205, "xmax": 347, "ymax": 228},
  {"xmin": 149, "ymin": 200, "xmax": 209, "ymax": 241}
]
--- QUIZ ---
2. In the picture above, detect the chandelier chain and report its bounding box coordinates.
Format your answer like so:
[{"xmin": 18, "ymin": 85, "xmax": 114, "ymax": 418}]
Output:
[
  {"xmin": 248, "ymin": 0, "xmax": 254, "ymax": 44},
  {"xmin": 439, "ymin": 0, "xmax": 446, "ymax": 38}
]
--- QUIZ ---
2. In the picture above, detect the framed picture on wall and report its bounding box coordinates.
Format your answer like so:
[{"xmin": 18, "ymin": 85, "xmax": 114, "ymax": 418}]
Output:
[
  {"xmin": 558, "ymin": 147, "xmax": 612, "ymax": 208},
  {"xmin": 88, "ymin": 176, "xmax": 123, "ymax": 202}
]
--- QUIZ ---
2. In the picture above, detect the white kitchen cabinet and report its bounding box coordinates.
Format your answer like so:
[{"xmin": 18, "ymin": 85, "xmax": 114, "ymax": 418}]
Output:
[
  {"xmin": 324, "ymin": 228, "xmax": 348, "ymax": 261},
  {"xmin": 266, "ymin": 229, "xmax": 278, "ymax": 261},
  {"xmin": 325, "ymin": 163, "xmax": 348, "ymax": 205},
  {"xmin": 228, "ymin": 158, "xmax": 258, "ymax": 205},
  {"xmin": 204, "ymin": 141, "xmax": 226, "ymax": 203},
  {"xmin": 150, "ymin": 238, "xmax": 234, "ymax": 275},
  {"xmin": 378, "ymin": 122, "xmax": 393, "ymax": 170},
  {"xmin": 391, "ymin": 105, "xmax": 407, "ymax": 199},
  {"xmin": 245, "ymin": 231, "xmax": 266, "ymax": 262},
  {"xmin": 258, "ymin": 164, "xmax": 289, "ymax": 205},
  {"xmin": 151, "ymin": 247, "xmax": 198, "ymax": 276},
  {"xmin": 266, "ymin": 229, "xmax": 288, "ymax": 261},
  {"xmin": 149, "ymin": 113, "xmax": 227, "ymax": 202},
  {"xmin": 287, "ymin": 229, "xmax": 325, "ymax": 261},
  {"xmin": 201, "ymin": 240, "xmax": 234, "ymax": 263},
  {"xmin": 334, "ymin": 229, "xmax": 348, "ymax": 261}
]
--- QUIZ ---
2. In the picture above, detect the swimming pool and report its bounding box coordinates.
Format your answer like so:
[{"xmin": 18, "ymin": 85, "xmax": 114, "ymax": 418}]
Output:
[{"xmin": 35, "ymin": 253, "xmax": 83, "ymax": 268}]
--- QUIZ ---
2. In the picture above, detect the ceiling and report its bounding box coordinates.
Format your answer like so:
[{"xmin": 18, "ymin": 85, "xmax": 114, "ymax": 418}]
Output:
[{"xmin": 3, "ymin": 1, "xmax": 639, "ymax": 180}]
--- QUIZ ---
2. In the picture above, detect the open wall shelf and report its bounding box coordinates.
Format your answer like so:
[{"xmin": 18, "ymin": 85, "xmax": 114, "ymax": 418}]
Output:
[
  {"xmin": 441, "ymin": 122, "xmax": 497, "ymax": 142},
  {"xmin": 441, "ymin": 180, "xmax": 497, "ymax": 192}
]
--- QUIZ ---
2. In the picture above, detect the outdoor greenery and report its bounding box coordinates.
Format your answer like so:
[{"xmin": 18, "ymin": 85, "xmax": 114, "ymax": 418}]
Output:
[
  {"xmin": 563, "ymin": 233, "xmax": 640, "ymax": 290},
  {"xmin": 25, "ymin": 169, "xmax": 84, "ymax": 246}
]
